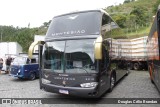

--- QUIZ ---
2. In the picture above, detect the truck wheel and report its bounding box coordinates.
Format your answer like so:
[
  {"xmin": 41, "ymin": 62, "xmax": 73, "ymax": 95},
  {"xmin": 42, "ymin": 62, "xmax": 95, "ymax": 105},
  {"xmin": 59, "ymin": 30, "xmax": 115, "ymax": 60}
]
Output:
[
  {"xmin": 150, "ymin": 76, "xmax": 154, "ymax": 84},
  {"xmin": 133, "ymin": 63, "xmax": 140, "ymax": 70},
  {"xmin": 127, "ymin": 63, "xmax": 133, "ymax": 70},
  {"xmin": 108, "ymin": 74, "xmax": 116, "ymax": 92},
  {"xmin": 29, "ymin": 72, "xmax": 36, "ymax": 80}
]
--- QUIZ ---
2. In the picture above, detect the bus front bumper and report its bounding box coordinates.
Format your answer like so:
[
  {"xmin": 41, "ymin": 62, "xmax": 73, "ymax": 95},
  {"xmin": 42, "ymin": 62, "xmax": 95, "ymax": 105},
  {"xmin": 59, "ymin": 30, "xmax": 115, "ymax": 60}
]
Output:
[{"xmin": 41, "ymin": 83, "xmax": 100, "ymax": 98}]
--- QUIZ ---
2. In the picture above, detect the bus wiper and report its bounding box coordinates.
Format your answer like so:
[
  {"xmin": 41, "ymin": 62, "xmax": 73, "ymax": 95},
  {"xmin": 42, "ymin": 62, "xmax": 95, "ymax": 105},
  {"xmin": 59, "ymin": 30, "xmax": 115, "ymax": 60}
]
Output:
[{"xmin": 73, "ymin": 66, "xmax": 89, "ymax": 74}]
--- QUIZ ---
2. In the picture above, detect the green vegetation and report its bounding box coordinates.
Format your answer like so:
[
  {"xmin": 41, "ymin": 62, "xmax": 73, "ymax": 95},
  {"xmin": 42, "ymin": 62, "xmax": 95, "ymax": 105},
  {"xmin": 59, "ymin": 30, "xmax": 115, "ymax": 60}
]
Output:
[
  {"xmin": 0, "ymin": 23, "xmax": 49, "ymax": 52},
  {"xmin": 105, "ymin": 0, "xmax": 159, "ymax": 38},
  {"xmin": 0, "ymin": 0, "xmax": 160, "ymax": 52}
]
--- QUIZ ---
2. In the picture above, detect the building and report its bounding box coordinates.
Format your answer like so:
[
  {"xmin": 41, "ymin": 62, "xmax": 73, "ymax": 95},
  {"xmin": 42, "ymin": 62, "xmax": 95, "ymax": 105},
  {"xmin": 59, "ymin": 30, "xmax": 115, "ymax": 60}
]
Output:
[
  {"xmin": 0, "ymin": 42, "xmax": 23, "ymax": 71},
  {"xmin": 0, "ymin": 42, "xmax": 22, "ymax": 57},
  {"xmin": 34, "ymin": 35, "xmax": 45, "ymax": 53}
]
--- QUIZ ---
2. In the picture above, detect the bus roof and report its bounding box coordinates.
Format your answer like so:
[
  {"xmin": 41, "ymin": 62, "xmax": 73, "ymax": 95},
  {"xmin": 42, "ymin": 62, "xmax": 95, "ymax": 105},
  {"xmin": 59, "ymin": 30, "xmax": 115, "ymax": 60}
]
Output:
[{"xmin": 53, "ymin": 9, "xmax": 109, "ymax": 19}]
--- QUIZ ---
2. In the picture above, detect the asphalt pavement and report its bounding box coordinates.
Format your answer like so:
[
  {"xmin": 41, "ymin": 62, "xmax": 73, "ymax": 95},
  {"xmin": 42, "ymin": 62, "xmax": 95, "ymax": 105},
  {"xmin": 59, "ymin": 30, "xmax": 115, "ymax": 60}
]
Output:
[{"xmin": 0, "ymin": 70, "xmax": 160, "ymax": 107}]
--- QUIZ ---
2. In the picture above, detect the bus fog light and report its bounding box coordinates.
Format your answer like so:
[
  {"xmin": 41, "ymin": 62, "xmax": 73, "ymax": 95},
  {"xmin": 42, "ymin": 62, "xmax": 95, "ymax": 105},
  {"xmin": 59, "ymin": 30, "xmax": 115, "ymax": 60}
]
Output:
[
  {"xmin": 80, "ymin": 82, "xmax": 98, "ymax": 88},
  {"xmin": 18, "ymin": 70, "xmax": 21, "ymax": 73},
  {"xmin": 42, "ymin": 78, "xmax": 51, "ymax": 84}
]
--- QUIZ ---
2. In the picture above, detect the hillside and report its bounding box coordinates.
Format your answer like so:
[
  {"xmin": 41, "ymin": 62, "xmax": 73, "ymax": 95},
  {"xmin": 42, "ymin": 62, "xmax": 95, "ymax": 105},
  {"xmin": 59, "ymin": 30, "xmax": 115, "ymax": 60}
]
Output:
[
  {"xmin": 106, "ymin": 0, "xmax": 156, "ymax": 14},
  {"xmin": 0, "ymin": 0, "xmax": 159, "ymax": 52},
  {"xmin": 105, "ymin": 0, "xmax": 158, "ymax": 38}
]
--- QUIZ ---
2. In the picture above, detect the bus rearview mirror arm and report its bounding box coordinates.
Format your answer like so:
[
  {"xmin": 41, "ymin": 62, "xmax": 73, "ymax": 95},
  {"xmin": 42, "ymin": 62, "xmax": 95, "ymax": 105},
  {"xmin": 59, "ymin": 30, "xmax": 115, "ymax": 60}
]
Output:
[
  {"xmin": 94, "ymin": 36, "xmax": 102, "ymax": 60},
  {"xmin": 28, "ymin": 41, "xmax": 45, "ymax": 59}
]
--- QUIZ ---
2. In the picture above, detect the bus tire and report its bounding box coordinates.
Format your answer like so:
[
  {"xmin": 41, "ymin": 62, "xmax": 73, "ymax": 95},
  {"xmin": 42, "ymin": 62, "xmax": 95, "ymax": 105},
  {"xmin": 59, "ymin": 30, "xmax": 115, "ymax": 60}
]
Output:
[
  {"xmin": 29, "ymin": 72, "xmax": 36, "ymax": 80},
  {"xmin": 108, "ymin": 73, "xmax": 115, "ymax": 92},
  {"xmin": 133, "ymin": 62, "xmax": 140, "ymax": 70}
]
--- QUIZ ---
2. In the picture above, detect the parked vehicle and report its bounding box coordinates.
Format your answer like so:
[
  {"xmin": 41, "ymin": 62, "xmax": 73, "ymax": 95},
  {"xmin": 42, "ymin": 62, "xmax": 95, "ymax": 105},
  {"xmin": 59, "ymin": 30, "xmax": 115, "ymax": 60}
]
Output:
[
  {"xmin": 147, "ymin": 7, "xmax": 160, "ymax": 92},
  {"xmin": 115, "ymin": 36, "xmax": 148, "ymax": 70},
  {"xmin": 29, "ymin": 9, "xmax": 129, "ymax": 98},
  {"xmin": 10, "ymin": 55, "xmax": 39, "ymax": 80}
]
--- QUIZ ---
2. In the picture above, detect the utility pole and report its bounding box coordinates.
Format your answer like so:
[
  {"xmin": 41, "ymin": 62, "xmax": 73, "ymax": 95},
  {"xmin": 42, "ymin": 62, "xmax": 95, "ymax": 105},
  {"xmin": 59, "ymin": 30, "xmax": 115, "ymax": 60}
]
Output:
[
  {"xmin": 0, "ymin": 27, "xmax": 2, "ymax": 42},
  {"xmin": 0, "ymin": 32, "xmax": 1, "ymax": 42}
]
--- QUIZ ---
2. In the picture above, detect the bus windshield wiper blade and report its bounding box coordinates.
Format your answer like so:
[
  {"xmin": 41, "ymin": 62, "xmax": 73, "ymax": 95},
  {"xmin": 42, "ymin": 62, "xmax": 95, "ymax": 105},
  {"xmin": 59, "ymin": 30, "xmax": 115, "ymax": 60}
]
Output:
[{"xmin": 73, "ymin": 66, "xmax": 89, "ymax": 74}]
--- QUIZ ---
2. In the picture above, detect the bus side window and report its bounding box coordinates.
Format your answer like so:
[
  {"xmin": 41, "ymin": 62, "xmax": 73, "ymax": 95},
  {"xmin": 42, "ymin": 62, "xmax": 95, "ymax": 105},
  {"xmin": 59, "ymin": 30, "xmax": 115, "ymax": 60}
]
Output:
[
  {"xmin": 102, "ymin": 40, "xmax": 110, "ymax": 70},
  {"xmin": 101, "ymin": 14, "xmax": 111, "ymax": 38}
]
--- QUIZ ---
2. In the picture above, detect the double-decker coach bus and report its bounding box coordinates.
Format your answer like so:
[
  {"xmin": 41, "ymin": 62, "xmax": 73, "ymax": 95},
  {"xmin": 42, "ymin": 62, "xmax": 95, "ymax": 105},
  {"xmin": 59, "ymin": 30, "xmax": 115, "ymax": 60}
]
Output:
[
  {"xmin": 29, "ymin": 9, "xmax": 129, "ymax": 97},
  {"xmin": 147, "ymin": 8, "xmax": 160, "ymax": 92}
]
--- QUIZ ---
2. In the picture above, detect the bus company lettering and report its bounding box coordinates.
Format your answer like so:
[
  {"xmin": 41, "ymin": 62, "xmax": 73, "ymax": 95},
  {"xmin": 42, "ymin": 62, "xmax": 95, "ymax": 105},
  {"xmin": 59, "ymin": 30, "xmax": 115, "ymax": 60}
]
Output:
[
  {"xmin": 85, "ymin": 78, "xmax": 94, "ymax": 81},
  {"xmin": 52, "ymin": 30, "xmax": 86, "ymax": 36},
  {"xmin": 54, "ymin": 77, "xmax": 75, "ymax": 80}
]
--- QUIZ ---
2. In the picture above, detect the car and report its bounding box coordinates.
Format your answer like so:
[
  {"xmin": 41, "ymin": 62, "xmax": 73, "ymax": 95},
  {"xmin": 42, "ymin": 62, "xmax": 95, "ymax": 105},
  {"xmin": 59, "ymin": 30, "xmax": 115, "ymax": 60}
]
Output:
[{"xmin": 10, "ymin": 55, "xmax": 39, "ymax": 80}]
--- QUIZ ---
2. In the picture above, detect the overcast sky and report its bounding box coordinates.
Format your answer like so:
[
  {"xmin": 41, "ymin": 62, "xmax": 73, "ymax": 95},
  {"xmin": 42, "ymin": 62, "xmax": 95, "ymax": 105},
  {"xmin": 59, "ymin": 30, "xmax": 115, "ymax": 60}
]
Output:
[{"xmin": 0, "ymin": 0, "xmax": 124, "ymax": 28}]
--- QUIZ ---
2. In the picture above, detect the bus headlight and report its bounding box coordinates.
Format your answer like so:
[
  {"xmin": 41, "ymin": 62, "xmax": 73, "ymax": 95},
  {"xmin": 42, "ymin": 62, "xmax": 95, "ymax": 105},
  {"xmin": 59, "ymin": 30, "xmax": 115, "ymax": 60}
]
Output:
[
  {"xmin": 80, "ymin": 82, "xmax": 98, "ymax": 88},
  {"xmin": 42, "ymin": 78, "xmax": 51, "ymax": 84}
]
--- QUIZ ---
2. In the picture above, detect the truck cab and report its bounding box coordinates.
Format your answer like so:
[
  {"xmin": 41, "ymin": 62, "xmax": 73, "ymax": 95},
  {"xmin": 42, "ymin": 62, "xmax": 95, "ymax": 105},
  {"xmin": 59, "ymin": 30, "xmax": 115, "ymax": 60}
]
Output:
[{"xmin": 10, "ymin": 55, "xmax": 39, "ymax": 80}]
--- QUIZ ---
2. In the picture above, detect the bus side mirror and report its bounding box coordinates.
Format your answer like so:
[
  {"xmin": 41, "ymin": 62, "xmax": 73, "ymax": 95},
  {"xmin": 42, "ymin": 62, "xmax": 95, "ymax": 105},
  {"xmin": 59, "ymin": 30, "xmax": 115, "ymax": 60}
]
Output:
[
  {"xmin": 94, "ymin": 36, "xmax": 103, "ymax": 60},
  {"xmin": 28, "ymin": 41, "xmax": 45, "ymax": 59}
]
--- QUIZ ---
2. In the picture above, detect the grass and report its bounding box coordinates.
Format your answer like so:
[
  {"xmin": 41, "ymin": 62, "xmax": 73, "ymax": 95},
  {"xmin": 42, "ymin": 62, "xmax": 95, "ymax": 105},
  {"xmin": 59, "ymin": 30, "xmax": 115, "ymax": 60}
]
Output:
[{"xmin": 124, "ymin": 25, "xmax": 152, "ymax": 39}]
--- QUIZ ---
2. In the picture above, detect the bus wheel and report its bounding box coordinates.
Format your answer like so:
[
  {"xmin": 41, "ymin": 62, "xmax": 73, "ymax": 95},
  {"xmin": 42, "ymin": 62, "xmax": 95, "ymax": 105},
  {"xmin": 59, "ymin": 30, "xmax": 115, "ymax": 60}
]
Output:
[
  {"xmin": 108, "ymin": 74, "xmax": 115, "ymax": 92},
  {"xmin": 133, "ymin": 63, "xmax": 140, "ymax": 70},
  {"xmin": 29, "ymin": 72, "xmax": 36, "ymax": 80}
]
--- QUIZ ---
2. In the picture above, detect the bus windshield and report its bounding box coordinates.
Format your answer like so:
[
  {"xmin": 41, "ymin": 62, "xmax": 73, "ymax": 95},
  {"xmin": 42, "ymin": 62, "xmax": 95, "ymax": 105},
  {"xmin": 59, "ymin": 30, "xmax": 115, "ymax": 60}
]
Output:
[
  {"xmin": 42, "ymin": 39, "xmax": 97, "ymax": 73},
  {"xmin": 46, "ymin": 11, "xmax": 101, "ymax": 38}
]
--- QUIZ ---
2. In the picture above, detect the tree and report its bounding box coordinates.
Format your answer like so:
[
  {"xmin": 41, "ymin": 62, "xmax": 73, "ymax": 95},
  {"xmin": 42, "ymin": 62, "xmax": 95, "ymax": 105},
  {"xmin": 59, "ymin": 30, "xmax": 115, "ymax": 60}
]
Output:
[
  {"xmin": 124, "ymin": 0, "xmax": 131, "ymax": 4},
  {"xmin": 112, "ymin": 14, "xmax": 127, "ymax": 28},
  {"xmin": 130, "ymin": 6, "xmax": 148, "ymax": 26},
  {"xmin": 42, "ymin": 20, "xmax": 52, "ymax": 28},
  {"xmin": 153, "ymin": 0, "xmax": 160, "ymax": 14},
  {"xmin": 125, "ymin": 14, "xmax": 136, "ymax": 28}
]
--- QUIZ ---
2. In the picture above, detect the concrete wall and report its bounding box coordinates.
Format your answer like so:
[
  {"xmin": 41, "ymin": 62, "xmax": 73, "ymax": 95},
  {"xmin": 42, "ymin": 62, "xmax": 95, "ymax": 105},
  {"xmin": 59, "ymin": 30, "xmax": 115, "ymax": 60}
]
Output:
[
  {"xmin": 0, "ymin": 42, "xmax": 22, "ymax": 57},
  {"xmin": 0, "ymin": 42, "xmax": 22, "ymax": 71}
]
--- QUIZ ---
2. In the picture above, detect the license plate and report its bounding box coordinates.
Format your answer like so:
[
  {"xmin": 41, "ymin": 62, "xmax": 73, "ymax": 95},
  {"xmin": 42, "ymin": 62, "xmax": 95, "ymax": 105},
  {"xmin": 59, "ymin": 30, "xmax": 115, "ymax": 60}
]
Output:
[{"xmin": 59, "ymin": 89, "xmax": 69, "ymax": 94}]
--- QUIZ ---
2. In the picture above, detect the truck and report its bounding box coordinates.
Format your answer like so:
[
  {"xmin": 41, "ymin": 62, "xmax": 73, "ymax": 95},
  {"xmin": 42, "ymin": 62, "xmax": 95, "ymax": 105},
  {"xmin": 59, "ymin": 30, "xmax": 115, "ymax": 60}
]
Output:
[
  {"xmin": 10, "ymin": 54, "xmax": 39, "ymax": 80},
  {"xmin": 111, "ymin": 36, "xmax": 148, "ymax": 70},
  {"xmin": 128, "ymin": 36, "xmax": 148, "ymax": 70}
]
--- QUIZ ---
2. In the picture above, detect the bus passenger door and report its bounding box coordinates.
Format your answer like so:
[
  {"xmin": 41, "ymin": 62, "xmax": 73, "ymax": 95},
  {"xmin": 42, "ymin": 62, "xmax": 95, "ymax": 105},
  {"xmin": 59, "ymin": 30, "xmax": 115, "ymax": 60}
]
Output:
[{"xmin": 99, "ymin": 40, "xmax": 111, "ymax": 94}]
